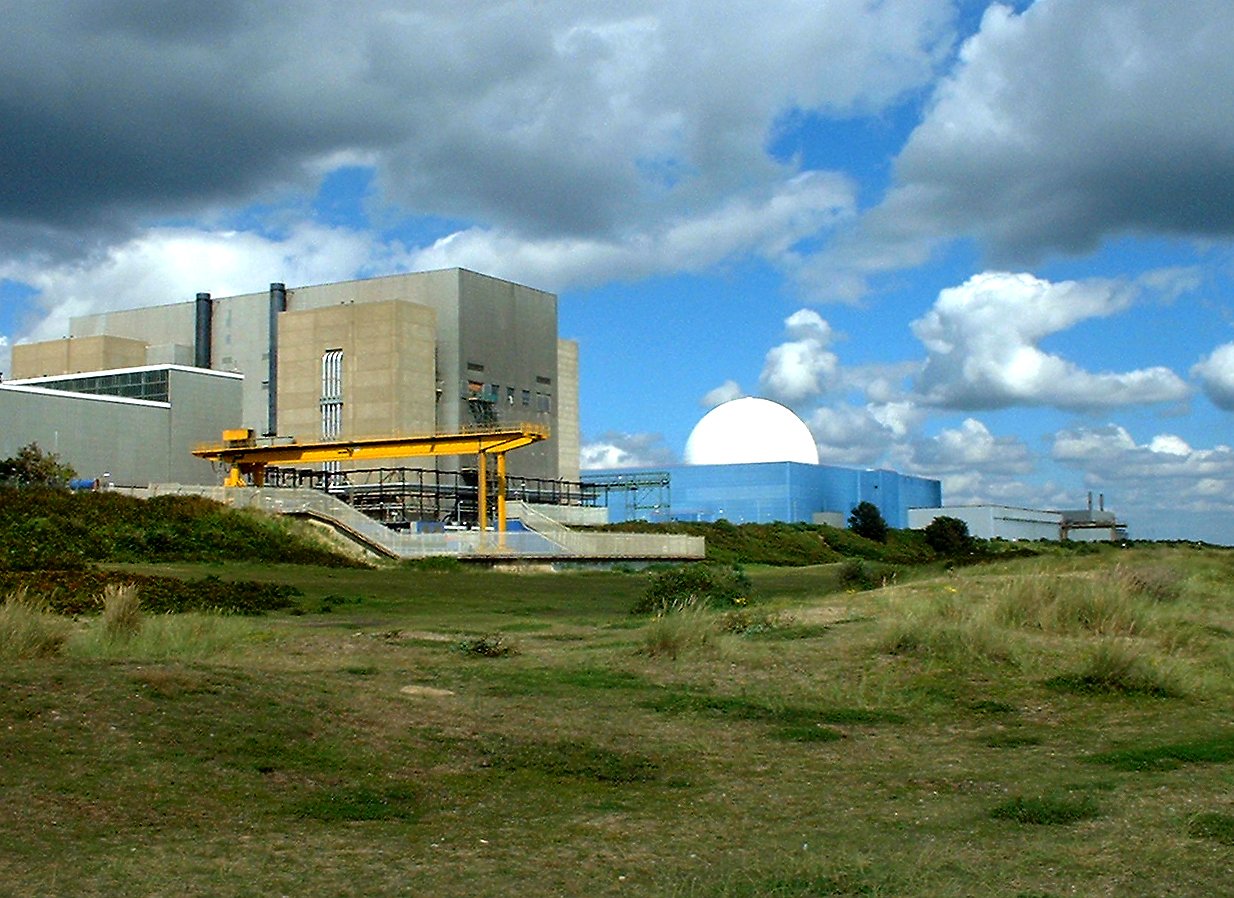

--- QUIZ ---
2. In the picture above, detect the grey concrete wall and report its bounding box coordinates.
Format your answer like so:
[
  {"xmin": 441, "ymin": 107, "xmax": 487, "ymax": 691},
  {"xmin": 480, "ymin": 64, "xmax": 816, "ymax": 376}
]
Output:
[
  {"xmin": 0, "ymin": 385, "xmax": 169, "ymax": 486},
  {"xmin": 166, "ymin": 369, "xmax": 245, "ymax": 484},
  {"xmin": 457, "ymin": 269, "xmax": 559, "ymax": 479},
  {"xmin": 0, "ymin": 369, "xmax": 241, "ymax": 486}
]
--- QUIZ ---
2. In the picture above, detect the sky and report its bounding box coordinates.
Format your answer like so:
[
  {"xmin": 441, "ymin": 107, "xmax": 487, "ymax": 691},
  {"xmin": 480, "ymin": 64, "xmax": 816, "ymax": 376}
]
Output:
[{"xmin": 2, "ymin": 1, "xmax": 1234, "ymax": 542}]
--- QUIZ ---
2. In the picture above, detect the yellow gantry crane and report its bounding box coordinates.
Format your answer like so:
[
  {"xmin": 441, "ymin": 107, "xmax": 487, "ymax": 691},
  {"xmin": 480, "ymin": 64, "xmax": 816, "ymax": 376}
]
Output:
[{"xmin": 193, "ymin": 425, "xmax": 549, "ymax": 534}]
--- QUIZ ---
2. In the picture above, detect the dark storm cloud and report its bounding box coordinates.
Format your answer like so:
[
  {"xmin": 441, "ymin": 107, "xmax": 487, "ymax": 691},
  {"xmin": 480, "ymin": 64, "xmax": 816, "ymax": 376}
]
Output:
[
  {"xmin": 0, "ymin": 2, "xmax": 388, "ymax": 249},
  {"xmin": 819, "ymin": 0, "xmax": 1234, "ymax": 289},
  {"xmin": 0, "ymin": 1, "xmax": 953, "ymax": 259}
]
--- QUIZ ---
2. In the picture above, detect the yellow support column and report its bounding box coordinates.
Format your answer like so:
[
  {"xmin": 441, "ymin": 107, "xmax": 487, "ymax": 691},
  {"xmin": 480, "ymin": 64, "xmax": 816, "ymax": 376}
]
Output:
[
  {"xmin": 477, "ymin": 450, "xmax": 487, "ymax": 533},
  {"xmin": 496, "ymin": 451, "xmax": 508, "ymax": 543}
]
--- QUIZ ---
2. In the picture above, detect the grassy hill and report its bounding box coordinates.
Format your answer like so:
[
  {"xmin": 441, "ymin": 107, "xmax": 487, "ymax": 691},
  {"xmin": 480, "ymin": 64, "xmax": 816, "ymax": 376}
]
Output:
[{"xmin": 1, "ymin": 493, "xmax": 1232, "ymax": 895}]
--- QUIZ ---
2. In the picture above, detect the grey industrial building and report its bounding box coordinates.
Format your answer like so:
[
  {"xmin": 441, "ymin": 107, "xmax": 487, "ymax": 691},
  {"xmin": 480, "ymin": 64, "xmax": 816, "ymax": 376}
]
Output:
[{"xmin": 4, "ymin": 269, "xmax": 580, "ymax": 489}]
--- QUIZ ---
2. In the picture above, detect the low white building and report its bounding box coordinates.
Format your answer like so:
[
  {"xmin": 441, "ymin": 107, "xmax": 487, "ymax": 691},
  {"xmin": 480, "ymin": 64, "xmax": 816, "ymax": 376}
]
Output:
[
  {"xmin": 909, "ymin": 505, "xmax": 1062, "ymax": 541},
  {"xmin": 909, "ymin": 501, "xmax": 1128, "ymax": 542}
]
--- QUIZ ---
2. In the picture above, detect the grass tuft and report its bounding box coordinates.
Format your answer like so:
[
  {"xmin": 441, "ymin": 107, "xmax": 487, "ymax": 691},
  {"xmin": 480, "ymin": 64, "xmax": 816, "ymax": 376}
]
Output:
[
  {"xmin": 0, "ymin": 587, "xmax": 70, "ymax": 660},
  {"xmin": 1089, "ymin": 733, "xmax": 1234, "ymax": 771},
  {"xmin": 101, "ymin": 582, "xmax": 142, "ymax": 640},
  {"xmin": 640, "ymin": 599, "xmax": 716, "ymax": 659},
  {"xmin": 1045, "ymin": 641, "xmax": 1182, "ymax": 697},
  {"xmin": 69, "ymin": 611, "xmax": 259, "ymax": 661},
  {"xmin": 1187, "ymin": 812, "xmax": 1234, "ymax": 844},
  {"xmin": 989, "ymin": 793, "xmax": 1101, "ymax": 825},
  {"xmin": 292, "ymin": 782, "xmax": 422, "ymax": 822},
  {"xmin": 479, "ymin": 736, "xmax": 661, "ymax": 784}
]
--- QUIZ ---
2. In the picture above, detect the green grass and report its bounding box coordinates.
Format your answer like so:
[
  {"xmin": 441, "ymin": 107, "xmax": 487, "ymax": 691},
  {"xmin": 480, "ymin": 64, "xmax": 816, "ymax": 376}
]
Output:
[
  {"xmin": 1088, "ymin": 733, "xmax": 1234, "ymax": 771},
  {"xmin": 988, "ymin": 793, "xmax": 1102, "ymax": 825},
  {"xmin": 3, "ymin": 545, "xmax": 1234, "ymax": 896}
]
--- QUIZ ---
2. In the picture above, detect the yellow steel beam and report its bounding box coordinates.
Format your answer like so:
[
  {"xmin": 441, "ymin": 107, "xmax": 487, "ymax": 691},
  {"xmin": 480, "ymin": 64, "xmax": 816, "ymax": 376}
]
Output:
[
  {"xmin": 193, "ymin": 425, "xmax": 548, "ymax": 468},
  {"xmin": 192, "ymin": 425, "xmax": 549, "ymax": 538}
]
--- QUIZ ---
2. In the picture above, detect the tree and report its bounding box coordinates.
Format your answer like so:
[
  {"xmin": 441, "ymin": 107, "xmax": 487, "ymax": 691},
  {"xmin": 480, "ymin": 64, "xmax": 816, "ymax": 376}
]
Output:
[
  {"xmin": 0, "ymin": 442, "xmax": 77, "ymax": 488},
  {"xmin": 848, "ymin": 501, "xmax": 888, "ymax": 542},
  {"xmin": 924, "ymin": 515, "xmax": 974, "ymax": 556}
]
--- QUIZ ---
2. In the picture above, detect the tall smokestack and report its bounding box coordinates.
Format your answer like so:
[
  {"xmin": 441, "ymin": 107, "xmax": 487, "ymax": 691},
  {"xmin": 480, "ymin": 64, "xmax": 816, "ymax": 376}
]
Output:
[
  {"xmin": 266, "ymin": 283, "xmax": 287, "ymax": 436},
  {"xmin": 194, "ymin": 293, "xmax": 212, "ymax": 368}
]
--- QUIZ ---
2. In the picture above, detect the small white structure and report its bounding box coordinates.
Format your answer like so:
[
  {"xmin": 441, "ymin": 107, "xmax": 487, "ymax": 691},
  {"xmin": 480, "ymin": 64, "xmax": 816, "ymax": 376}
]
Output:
[
  {"xmin": 910, "ymin": 498, "xmax": 1128, "ymax": 542},
  {"xmin": 909, "ymin": 505, "xmax": 1063, "ymax": 541}
]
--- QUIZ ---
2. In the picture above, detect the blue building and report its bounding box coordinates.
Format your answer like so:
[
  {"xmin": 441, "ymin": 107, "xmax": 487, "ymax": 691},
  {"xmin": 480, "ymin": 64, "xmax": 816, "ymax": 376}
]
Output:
[{"xmin": 582, "ymin": 462, "xmax": 942, "ymax": 529}]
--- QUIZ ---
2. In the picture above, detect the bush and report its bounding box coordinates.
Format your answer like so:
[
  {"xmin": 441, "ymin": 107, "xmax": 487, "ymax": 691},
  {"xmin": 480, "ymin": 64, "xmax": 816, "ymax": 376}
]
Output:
[
  {"xmin": 0, "ymin": 569, "xmax": 300, "ymax": 616},
  {"xmin": 0, "ymin": 443, "xmax": 76, "ymax": 488},
  {"xmin": 633, "ymin": 563, "xmax": 752, "ymax": 615},
  {"xmin": 457, "ymin": 633, "xmax": 516, "ymax": 657},
  {"xmin": 838, "ymin": 559, "xmax": 899, "ymax": 591},
  {"xmin": 924, "ymin": 516, "xmax": 974, "ymax": 556},
  {"xmin": 847, "ymin": 502, "xmax": 888, "ymax": 543}
]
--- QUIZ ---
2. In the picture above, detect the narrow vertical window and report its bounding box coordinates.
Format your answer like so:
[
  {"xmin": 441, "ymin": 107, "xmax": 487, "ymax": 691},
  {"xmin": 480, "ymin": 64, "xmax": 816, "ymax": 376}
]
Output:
[{"xmin": 320, "ymin": 349, "xmax": 343, "ymax": 472}]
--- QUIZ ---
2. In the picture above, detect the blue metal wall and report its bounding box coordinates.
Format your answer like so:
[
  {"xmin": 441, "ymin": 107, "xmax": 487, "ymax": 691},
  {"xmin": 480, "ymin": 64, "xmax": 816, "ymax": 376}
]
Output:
[{"xmin": 583, "ymin": 462, "xmax": 941, "ymax": 529}]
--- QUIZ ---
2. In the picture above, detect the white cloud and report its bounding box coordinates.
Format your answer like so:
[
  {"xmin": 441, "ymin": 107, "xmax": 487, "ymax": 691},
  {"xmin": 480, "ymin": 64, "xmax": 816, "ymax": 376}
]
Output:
[
  {"xmin": 701, "ymin": 380, "xmax": 744, "ymax": 408},
  {"xmin": 1051, "ymin": 424, "xmax": 1234, "ymax": 486},
  {"xmin": 1192, "ymin": 342, "xmax": 1234, "ymax": 410},
  {"xmin": 758, "ymin": 308, "xmax": 841, "ymax": 403},
  {"xmin": 1047, "ymin": 423, "xmax": 1234, "ymax": 540},
  {"xmin": 824, "ymin": 0, "xmax": 1234, "ymax": 290},
  {"xmin": 580, "ymin": 431, "xmax": 676, "ymax": 470},
  {"xmin": 407, "ymin": 172, "xmax": 855, "ymax": 291},
  {"xmin": 911, "ymin": 271, "xmax": 1188, "ymax": 411},
  {"xmin": 1, "ymin": 224, "xmax": 407, "ymax": 343},
  {"xmin": 907, "ymin": 418, "xmax": 1034, "ymax": 476},
  {"xmin": 807, "ymin": 404, "xmax": 898, "ymax": 466}
]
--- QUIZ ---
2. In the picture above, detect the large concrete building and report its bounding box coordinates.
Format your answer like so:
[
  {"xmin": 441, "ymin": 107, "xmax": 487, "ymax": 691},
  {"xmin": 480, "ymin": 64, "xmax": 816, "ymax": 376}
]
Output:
[{"xmin": 9, "ymin": 269, "xmax": 580, "ymax": 486}]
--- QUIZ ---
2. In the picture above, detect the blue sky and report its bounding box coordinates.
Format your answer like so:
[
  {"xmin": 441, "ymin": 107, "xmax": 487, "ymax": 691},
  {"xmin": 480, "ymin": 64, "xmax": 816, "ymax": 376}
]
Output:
[{"xmin": 2, "ymin": 1, "xmax": 1234, "ymax": 541}]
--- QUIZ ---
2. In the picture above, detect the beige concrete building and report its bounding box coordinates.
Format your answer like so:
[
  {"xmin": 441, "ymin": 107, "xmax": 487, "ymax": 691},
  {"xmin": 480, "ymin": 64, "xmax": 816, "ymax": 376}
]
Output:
[{"xmin": 11, "ymin": 269, "xmax": 581, "ymax": 485}]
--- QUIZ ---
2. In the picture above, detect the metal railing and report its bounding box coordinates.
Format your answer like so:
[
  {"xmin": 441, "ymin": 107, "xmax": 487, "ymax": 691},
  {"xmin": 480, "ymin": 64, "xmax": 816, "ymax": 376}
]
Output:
[{"xmin": 139, "ymin": 485, "xmax": 704, "ymax": 560}]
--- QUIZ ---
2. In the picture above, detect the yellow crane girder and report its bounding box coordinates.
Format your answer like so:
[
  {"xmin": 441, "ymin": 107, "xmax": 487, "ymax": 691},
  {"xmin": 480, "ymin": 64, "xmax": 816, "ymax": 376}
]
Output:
[{"xmin": 192, "ymin": 424, "xmax": 549, "ymax": 535}]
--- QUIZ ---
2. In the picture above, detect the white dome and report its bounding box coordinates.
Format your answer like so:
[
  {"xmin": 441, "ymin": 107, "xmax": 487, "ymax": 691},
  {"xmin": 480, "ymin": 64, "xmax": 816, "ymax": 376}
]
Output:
[{"xmin": 684, "ymin": 397, "xmax": 820, "ymax": 466}]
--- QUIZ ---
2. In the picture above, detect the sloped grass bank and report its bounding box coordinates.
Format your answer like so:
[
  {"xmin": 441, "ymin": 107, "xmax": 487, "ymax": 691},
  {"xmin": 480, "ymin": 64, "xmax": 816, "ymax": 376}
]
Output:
[
  {"xmin": 0, "ymin": 488, "xmax": 363, "ymax": 569},
  {"xmin": 2, "ymin": 548, "xmax": 1234, "ymax": 896}
]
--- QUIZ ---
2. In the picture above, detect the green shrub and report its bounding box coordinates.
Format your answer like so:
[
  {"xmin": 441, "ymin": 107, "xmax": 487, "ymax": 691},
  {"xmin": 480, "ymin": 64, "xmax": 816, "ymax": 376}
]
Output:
[
  {"xmin": 924, "ymin": 516, "xmax": 974, "ymax": 556},
  {"xmin": 0, "ymin": 569, "xmax": 300, "ymax": 615},
  {"xmin": 457, "ymin": 633, "xmax": 516, "ymax": 657},
  {"xmin": 839, "ymin": 559, "xmax": 899, "ymax": 591},
  {"xmin": 848, "ymin": 501, "xmax": 888, "ymax": 543},
  {"xmin": 633, "ymin": 563, "xmax": 751, "ymax": 615},
  {"xmin": 402, "ymin": 555, "xmax": 464, "ymax": 572},
  {"xmin": 0, "ymin": 490, "xmax": 365, "ymax": 569}
]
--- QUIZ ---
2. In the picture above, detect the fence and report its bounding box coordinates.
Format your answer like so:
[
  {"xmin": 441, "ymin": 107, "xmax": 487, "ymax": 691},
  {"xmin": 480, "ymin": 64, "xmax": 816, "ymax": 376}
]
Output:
[{"xmin": 139, "ymin": 485, "xmax": 704, "ymax": 561}]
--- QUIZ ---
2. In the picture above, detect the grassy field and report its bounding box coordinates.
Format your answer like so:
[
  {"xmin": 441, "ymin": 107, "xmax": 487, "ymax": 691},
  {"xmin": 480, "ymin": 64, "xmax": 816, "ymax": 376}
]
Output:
[{"xmin": 3, "ymin": 546, "xmax": 1234, "ymax": 896}]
